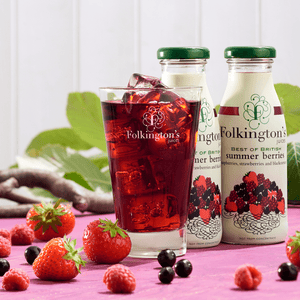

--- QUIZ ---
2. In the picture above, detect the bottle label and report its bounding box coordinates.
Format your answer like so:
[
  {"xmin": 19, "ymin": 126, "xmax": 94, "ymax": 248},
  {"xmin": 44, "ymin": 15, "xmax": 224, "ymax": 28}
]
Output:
[
  {"xmin": 219, "ymin": 92, "xmax": 287, "ymax": 244},
  {"xmin": 187, "ymin": 97, "xmax": 222, "ymax": 248}
]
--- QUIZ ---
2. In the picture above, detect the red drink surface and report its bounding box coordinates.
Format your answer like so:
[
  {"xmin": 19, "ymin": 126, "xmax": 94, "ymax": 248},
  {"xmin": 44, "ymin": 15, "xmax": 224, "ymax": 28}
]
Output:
[{"xmin": 101, "ymin": 98, "xmax": 200, "ymax": 232}]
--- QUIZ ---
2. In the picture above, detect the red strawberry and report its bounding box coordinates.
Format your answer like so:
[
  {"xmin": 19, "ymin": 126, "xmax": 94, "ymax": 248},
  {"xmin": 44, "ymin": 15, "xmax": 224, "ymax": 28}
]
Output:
[
  {"xmin": 243, "ymin": 171, "xmax": 258, "ymax": 186},
  {"xmin": 194, "ymin": 175, "xmax": 206, "ymax": 190},
  {"xmin": 103, "ymin": 264, "xmax": 136, "ymax": 293},
  {"xmin": 199, "ymin": 208, "xmax": 211, "ymax": 224},
  {"xmin": 26, "ymin": 199, "xmax": 75, "ymax": 241},
  {"xmin": 286, "ymin": 231, "xmax": 300, "ymax": 268},
  {"xmin": 83, "ymin": 218, "xmax": 131, "ymax": 264},
  {"xmin": 249, "ymin": 204, "xmax": 263, "ymax": 220},
  {"xmin": 33, "ymin": 236, "xmax": 86, "ymax": 281},
  {"xmin": 277, "ymin": 198, "xmax": 285, "ymax": 214},
  {"xmin": 2, "ymin": 268, "xmax": 30, "ymax": 291},
  {"xmin": 234, "ymin": 264, "xmax": 262, "ymax": 290},
  {"xmin": 225, "ymin": 198, "xmax": 237, "ymax": 212}
]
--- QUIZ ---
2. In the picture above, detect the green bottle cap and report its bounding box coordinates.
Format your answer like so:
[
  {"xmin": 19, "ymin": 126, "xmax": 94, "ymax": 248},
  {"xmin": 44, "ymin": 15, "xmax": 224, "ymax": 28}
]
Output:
[
  {"xmin": 157, "ymin": 47, "xmax": 210, "ymax": 59},
  {"xmin": 224, "ymin": 46, "xmax": 276, "ymax": 58}
]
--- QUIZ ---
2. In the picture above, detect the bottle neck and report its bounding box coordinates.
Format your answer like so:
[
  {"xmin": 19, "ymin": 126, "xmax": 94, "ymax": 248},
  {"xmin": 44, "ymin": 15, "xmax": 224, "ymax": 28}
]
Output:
[
  {"xmin": 227, "ymin": 58, "xmax": 274, "ymax": 73},
  {"xmin": 160, "ymin": 59, "xmax": 207, "ymax": 74}
]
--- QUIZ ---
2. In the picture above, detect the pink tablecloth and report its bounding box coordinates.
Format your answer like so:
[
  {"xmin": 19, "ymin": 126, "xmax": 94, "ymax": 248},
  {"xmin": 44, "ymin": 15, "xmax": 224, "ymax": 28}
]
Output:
[{"xmin": 0, "ymin": 207, "xmax": 299, "ymax": 300}]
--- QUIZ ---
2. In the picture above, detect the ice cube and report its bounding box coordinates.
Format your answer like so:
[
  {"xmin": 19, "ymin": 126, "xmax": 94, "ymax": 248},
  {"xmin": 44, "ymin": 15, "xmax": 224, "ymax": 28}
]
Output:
[{"xmin": 128, "ymin": 73, "xmax": 167, "ymax": 88}]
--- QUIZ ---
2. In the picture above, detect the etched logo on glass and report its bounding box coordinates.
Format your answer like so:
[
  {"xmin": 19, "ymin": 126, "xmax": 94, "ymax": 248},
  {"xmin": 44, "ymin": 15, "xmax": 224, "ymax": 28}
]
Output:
[{"xmin": 142, "ymin": 106, "xmax": 165, "ymax": 132}]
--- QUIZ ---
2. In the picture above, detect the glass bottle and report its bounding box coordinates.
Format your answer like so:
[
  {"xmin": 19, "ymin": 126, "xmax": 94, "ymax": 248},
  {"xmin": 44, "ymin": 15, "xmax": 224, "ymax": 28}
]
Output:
[
  {"xmin": 157, "ymin": 47, "xmax": 222, "ymax": 248},
  {"xmin": 219, "ymin": 46, "xmax": 288, "ymax": 244}
]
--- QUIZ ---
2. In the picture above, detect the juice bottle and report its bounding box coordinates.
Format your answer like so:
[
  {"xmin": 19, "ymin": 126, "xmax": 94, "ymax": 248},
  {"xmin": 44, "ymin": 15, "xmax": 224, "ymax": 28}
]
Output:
[
  {"xmin": 157, "ymin": 47, "xmax": 222, "ymax": 248},
  {"xmin": 219, "ymin": 46, "xmax": 288, "ymax": 244}
]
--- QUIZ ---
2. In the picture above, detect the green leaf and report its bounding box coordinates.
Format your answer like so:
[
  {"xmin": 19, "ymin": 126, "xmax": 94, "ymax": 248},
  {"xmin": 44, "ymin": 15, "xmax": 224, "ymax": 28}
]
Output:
[
  {"xmin": 275, "ymin": 83, "xmax": 300, "ymax": 136},
  {"xmin": 63, "ymin": 172, "xmax": 94, "ymax": 191},
  {"xmin": 25, "ymin": 128, "xmax": 93, "ymax": 157},
  {"xmin": 66, "ymin": 92, "xmax": 107, "ymax": 151},
  {"xmin": 38, "ymin": 145, "xmax": 111, "ymax": 192},
  {"xmin": 88, "ymin": 154, "xmax": 109, "ymax": 170},
  {"xmin": 215, "ymin": 104, "xmax": 220, "ymax": 114},
  {"xmin": 287, "ymin": 142, "xmax": 300, "ymax": 203}
]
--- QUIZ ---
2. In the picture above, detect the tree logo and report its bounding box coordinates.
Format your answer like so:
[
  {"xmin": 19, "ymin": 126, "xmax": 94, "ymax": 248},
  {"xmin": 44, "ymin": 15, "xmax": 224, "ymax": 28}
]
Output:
[
  {"xmin": 199, "ymin": 98, "xmax": 213, "ymax": 132},
  {"xmin": 142, "ymin": 106, "xmax": 165, "ymax": 132},
  {"xmin": 243, "ymin": 94, "xmax": 271, "ymax": 129}
]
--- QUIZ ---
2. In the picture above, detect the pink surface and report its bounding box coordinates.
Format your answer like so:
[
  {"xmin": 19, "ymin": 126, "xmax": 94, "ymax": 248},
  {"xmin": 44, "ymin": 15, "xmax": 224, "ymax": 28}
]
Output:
[{"xmin": 0, "ymin": 207, "xmax": 299, "ymax": 299}]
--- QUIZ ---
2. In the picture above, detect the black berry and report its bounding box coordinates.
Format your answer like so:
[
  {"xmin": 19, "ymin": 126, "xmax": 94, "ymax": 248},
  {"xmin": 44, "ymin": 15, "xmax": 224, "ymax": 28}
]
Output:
[
  {"xmin": 158, "ymin": 266, "xmax": 175, "ymax": 284},
  {"xmin": 278, "ymin": 262, "xmax": 298, "ymax": 281},
  {"xmin": 174, "ymin": 259, "xmax": 193, "ymax": 277},
  {"xmin": 0, "ymin": 258, "xmax": 10, "ymax": 276},
  {"xmin": 157, "ymin": 249, "xmax": 176, "ymax": 267},
  {"xmin": 24, "ymin": 246, "xmax": 41, "ymax": 265}
]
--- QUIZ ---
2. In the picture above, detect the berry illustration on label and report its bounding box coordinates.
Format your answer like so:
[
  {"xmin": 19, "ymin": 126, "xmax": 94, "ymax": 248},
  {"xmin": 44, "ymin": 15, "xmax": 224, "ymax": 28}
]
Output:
[
  {"xmin": 187, "ymin": 176, "xmax": 222, "ymax": 240},
  {"xmin": 223, "ymin": 171, "xmax": 286, "ymax": 234}
]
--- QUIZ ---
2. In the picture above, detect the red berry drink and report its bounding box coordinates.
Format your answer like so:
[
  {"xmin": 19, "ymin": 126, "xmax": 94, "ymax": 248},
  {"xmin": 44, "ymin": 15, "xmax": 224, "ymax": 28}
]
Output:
[{"xmin": 100, "ymin": 85, "xmax": 201, "ymax": 257}]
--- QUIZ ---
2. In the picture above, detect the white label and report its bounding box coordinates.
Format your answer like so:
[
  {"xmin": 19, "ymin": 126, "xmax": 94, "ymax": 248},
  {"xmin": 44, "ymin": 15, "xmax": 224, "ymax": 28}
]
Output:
[{"xmin": 219, "ymin": 72, "xmax": 288, "ymax": 244}]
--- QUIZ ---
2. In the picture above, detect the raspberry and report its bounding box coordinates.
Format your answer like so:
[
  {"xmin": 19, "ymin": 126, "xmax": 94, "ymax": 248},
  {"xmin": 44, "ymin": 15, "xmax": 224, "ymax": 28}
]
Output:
[
  {"xmin": 0, "ymin": 236, "xmax": 11, "ymax": 258},
  {"xmin": 236, "ymin": 198, "xmax": 245, "ymax": 210},
  {"xmin": 248, "ymin": 194, "xmax": 257, "ymax": 204},
  {"xmin": 260, "ymin": 196, "xmax": 269, "ymax": 207},
  {"xmin": 0, "ymin": 229, "xmax": 11, "ymax": 241},
  {"xmin": 234, "ymin": 264, "xmax": 262, "ymax": 290},
  {"xmin": 210, "ymin": 183, "xmax": 216, "ymax": 194},
  {"xmin": 205, "ymin": 177, "xmax": 212, "ymax": 188},
  {"xmin": 269, "ymin": 197, "xmax": 277, "ymax": 211},
  {"xmin": 103, "ymin": 264, "xmax": 136, "ymax": 293},
  {"xmin": 188, "ymin": 203, "xmax": 196, "ymax": 214},
  {"xmin": 199, "ymin": 198, "xmax": 206, "ymax": 209},
  {"xmin": 2, "ymin": 268, "xmax": 30, "ymax": 291},
  {"xmin": 257, "ymin": 173, "xmax": 265, "ymax": 185},
  {"xmin": 196, "ymin": 186, "xmax": 205, "ymax": 197},
  {"xmin": 246, "ymin": 181, "xmax": 256, "ymax": 193},
  {"xmin": 229, "ymin": 190, "xmax": 238, "ymax": 202},
  {"xmin": 263, "ymin": 179, "xmax": 271, "ymax": 189},
  {"xmin": 277, "ymin": 189, "xmax": 283, "ymax": 200},
  {"xmin": 10, "ymin": 224, "xmax": 35, "ymax": 245}
]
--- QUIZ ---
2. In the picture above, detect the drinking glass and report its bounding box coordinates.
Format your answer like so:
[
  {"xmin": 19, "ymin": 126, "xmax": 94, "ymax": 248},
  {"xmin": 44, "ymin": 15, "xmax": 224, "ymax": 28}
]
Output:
[{"xmin": 99, "ymin": 86, "xmax": 201, "ymax": 258}]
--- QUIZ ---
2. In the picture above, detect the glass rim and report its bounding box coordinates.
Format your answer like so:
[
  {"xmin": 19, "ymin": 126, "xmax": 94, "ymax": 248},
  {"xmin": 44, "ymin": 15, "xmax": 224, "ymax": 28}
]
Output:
[{"xmin": 99, "ymin": 86, "xmax": 203, "ymax": 91}]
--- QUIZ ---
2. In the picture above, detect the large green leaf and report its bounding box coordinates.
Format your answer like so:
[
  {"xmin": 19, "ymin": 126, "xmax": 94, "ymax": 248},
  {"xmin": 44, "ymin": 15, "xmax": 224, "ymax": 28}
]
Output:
[
  {"xmin": 26, "ymin": 128, "xmax": 92, "ymax": 156},
  {"xmin": 66, "ymin": 92, "xmax": 107, "ymax": 151},
  {"xmin": 275, "ymin": 83, "xmax": 300, "ymax": 136},
  {"xmin": 287, "ymin": 142, "xmax": 300, "ymax": 203},
  {"xmin": 18, "ymin": 145, "xmax": 111, "ymax": 192}
]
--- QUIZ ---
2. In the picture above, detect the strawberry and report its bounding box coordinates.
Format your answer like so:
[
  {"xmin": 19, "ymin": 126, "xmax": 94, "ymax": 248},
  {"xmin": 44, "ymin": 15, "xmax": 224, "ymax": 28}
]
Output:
[
  {"xmin": 286, "ymin": 231, "xmax": 300, "ymax": 268},
  {"xmin": 243, "ymin": 171, "xmax": 258, "ymax": 186},
  {"xmin": 193, "ymin": 175, "xmax": 206, "ymax": 190},
  {"xmin": 83, "ymin": 218, "xmax": 131, "ymax": 264},
  {"xmin": 199, "ymin": 208, "xmax": 211, "ymax": 224},
  {"xmin": 33, "ymin": 236, "xmax": 86, "ymax": 281},
  {"xmin": 26, "ymin": 199, "xmax": 75, "ymax": 241},
  {"xmin": 249, "ymin": 203, "xmax": 263, "ymax": 220},
  {"xmin": 225, "ymin": 198, "xmax": 237, "ymax": 212},
  {"xmin": 277, "ymin": 199, "xmax": 285, "ymax": 214}
]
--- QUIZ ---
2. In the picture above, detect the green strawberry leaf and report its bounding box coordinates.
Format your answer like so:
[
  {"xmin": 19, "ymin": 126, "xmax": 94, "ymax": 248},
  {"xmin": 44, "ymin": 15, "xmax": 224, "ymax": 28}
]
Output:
[
  {"xmin": 98, "ymin": 218, "xmax": 128, "ymax": 238},
  {"xmin": 287, "ymin": 142, "xmax": 300, "ymax": 203},
  {"xmin": 26, "ymin": 128, "xmax": 92, "ymax": 157},
  {"xmin": 66, "ymin": 92, "xmax": 107, "ymax": 152},
  {"xmin": 275, "ymin": 83, "xmax": 300, "ymax": 136}
]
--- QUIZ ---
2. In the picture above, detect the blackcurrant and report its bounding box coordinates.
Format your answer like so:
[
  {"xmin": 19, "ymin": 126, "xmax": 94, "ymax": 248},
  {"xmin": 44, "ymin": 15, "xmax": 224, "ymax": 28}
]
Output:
[
  {"xmin": 174, "ymin": 259, "xmax": 193, "ymax": 277},
  {"xmin": 278, "ymin": 262, "xmax": 298, "ymax": 281},
  {"xmin": 157, "ymin": 249, "xmax": 176, "ymax": 267},
  {"xmin": 0, "ymin": 258, "xmax": 10, "ymax": 276},
  {"xmin": 158, "ymin": 266, "xmax": 175, "ymax": 284},
  {"xmin": 24, "ymin": 246, "xmax": 41, "ymax": 265}
]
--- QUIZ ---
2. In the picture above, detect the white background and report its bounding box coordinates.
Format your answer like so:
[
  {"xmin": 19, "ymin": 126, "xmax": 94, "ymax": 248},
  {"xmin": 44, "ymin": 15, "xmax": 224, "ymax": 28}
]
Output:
[{"xmin": 0, "ymin": 0, "xmax": 300, "ymax": 170}]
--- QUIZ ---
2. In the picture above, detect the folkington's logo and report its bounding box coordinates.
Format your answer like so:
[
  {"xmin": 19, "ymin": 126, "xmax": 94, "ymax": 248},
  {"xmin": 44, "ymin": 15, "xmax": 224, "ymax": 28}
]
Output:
[
  {"xmin": 243, "ymin": 94, "xmax": 271, "ymax": 130},
  {"xmin": 142, "ymin": 106, "xmax": 165, "ymax": 132}
]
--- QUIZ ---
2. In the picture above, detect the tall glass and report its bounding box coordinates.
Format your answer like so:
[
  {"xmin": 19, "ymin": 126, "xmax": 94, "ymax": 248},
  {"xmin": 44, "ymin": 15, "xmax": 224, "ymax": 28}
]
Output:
[{"xmin": 99, "ymin": 86, "xmax": 201, "ymax": 258}]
